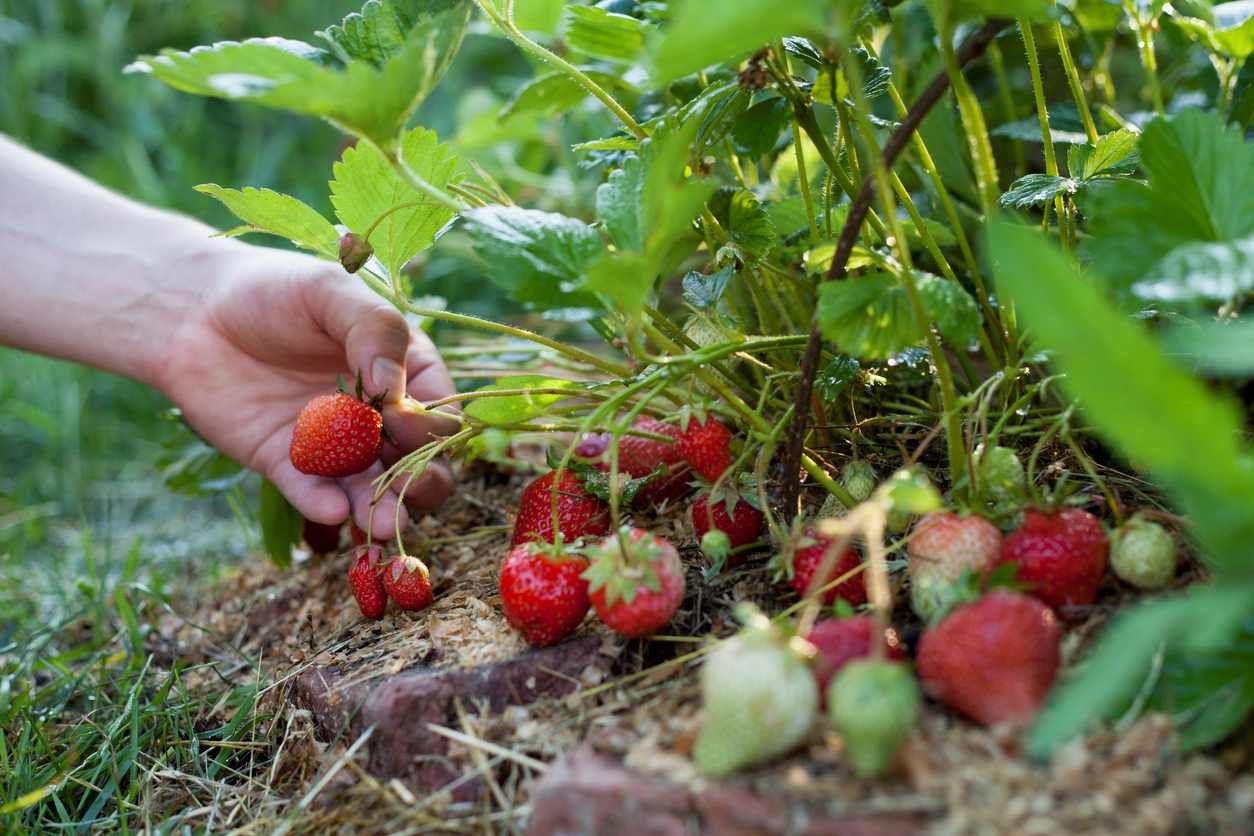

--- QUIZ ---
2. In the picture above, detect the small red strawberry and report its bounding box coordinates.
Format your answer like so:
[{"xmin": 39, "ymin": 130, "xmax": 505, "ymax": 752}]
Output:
[
  {"xmin": 290, "ymin": 391, "xmax": 383, "ymax": 477},
  {"xmin": 788, "ymin": 529, "xmax": 866, "ymax": 606},
  {"xmin": 999, "ymin": 508, "xmax": 1108, "ymax": 610},
  {"xmin": 805, "ymin": 616, "xmax": 906, "ymax": 697},
  {"xmin": 303, "ymin": 519, "xmax": 342, "ymax": 555},
  {"xmin": 691, "ymin": 493, "xmax": 763, "ymax": 557},
  {"xmin": 512, "ymin": 469, "xmax": 611, "ymax": 546},
  {"xmin": 907, "ymin": 512, "xmax": 1002, "ymax": 621},
  {"xmin": 584, "ymin": 527, "xmax": 686, "ymax": 638},
  {"xmin": 382, "ymin": 554, "xmax": 434, "ymax": 612},
  {"xmin": 616, "ymin": 417, "xmax": 692, "ymax": 504},
  {"xmin": 675, "ymin": 416, "xmax": 733, "ymax": 483},
  {"xmin": 348, "ymin": 545, "xmax": 387, "ymax": 620},
  {"xmin": 918, "ymin": 591, "xmax": 1061, "ymax": 727},
  {"xmin": 350, "ymin": 523, "xmax": 369, "ymax": 547},
  {"xmin": 499, "ymin": 543, "xmax": 591, "ymax": 646}
]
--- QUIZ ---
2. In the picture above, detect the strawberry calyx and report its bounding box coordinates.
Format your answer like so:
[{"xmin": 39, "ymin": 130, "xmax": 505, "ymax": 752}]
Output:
[
  {"xmin": 923, "ymin": 561, "xmax": 1027, "ymax": 626},
  {"xmin": 581, "ymin": 527, "xmax": 668, "ymax": 607},
  {"xmin": 547, "ymin": 448, "xmax": 656, "ymax": 505},
  {"xmin": 386, "ymin": 552, "xmax": 430, "ymax": 584}
]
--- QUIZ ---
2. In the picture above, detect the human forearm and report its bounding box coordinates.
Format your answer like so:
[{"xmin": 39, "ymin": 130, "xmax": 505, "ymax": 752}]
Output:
[{"xmin": 0, "ymin": 133, "xmax": 236, "ymax": 387}]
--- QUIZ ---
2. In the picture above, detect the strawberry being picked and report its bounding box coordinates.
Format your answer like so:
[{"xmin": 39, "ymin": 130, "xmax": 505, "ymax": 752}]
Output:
[
  {"xmin": 907, "ymin": 511, "xmax": 1002, "ymax": 622},
  {"xmin": 347, "ymin": 544, "xmax": 387, "ymax": 620},
  {"xmin": 382, "ymin": 554, "xmax": 434, "ymax": 612},
  {"xmin": 303, "ymin": 519, "xmax": 343, "ymax": 555},
  {"xmin": 499, "ymin": 542, "xmax": 591, "ymax": 646},
  {"xmin": 290, "ymin": 384, "xmax": 384, "ymax": 478},
  {"xmin": 511, "ymin": 469, "xmax": 611, "ymax": 546},
  {"xmin": 787, "ymin": 528, "xmax": 866, "ymax": 606},
  {"xmin": 583, "ymin": 527, "xmax": 686, "ymax": 638},
  {"xmin": 675, "ymin": 415, "xmax": 733, "ymax": 483},
  {"xmin": 999, "ymin": 507, "xmax": 1108, "ymax": 610},
  {"xmin": 917, "ymin": 590, "xmax": 1062, "ymax": 727}
]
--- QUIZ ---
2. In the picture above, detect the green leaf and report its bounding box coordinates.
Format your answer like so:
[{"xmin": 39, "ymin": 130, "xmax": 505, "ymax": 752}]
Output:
[
  {"xmin": 992, "ymin": 113, "xmax": 1089, "ymax": 145},
  {"xmin": 1163, "ymin": 317, "xmax": 1254, "ymax": 376},
  {"xmin": 1172, "ymin": 1, "xmax": 1254, "ymax": 59},
  {"xmin": 463, "ymin": 205, "xmax": 605, "ymax": 307},
  {"xmin": 597, "ymin": 154, "xmax": 646, "ymax": 252},
  {"xmin": 127, "ymin": 0, "xmax": 470, "ymax": 147},
  {"xmin": 732, "ymin": 97, "xmax": 791, "ymax": 158},
  {"xmin": 194, "ymin": 185, "xmax": 340, "ymax": 259},
  {"xmin": 563, "ymin": 5, "xmax": 647, "ymax": 63},
  {"xmin": 650, "ymin": 0, "xmax": 827, "ymax": 85},
  {"xmin": 317, "ymin": 0, "xmax": 464, "ymax": 66},
  {"xmin": 500, "ymin": 69, "xmax": 636, "ymax": 122},
  {"xmin": 259, "ymin": 479, "xmax": 300, "ymax": 570},
  {"xmin": 999, "ymin": 174, "xmax": 1079, "ymax": 208},
  {"xmin": 709, "ymin": 189, "xmax": 776, "ymax": 261},
  {"xmin": 1148, "ymin": 615, "xmax": 1254, "ymax": 751},
  {"xmin": 815, "ymin": 355, "xmax": 861, "ymax": 403},
  {"xmin": 1132, "ymin": 236, "xmax": 1254, "ymax": 302},
  {"xmin": 1028, "ymin": 583, "xmax": 1252, "ymax": 759},
  {"xmin": 1084, "ymin": 110, "xmax": 1254, "ymax": 299},
  {"xmin": 573, "ymin": 136, "xmax": 640, "ymax": 153},
  {"xmin": 1067, "ymin": 128, "xmax": 1141, "ymax": 180},
  {"xmin": 463, "ymin": 375, "xmax": 579, "ymax": 425},
  {"xmin": 812, "ymin": 47, "xmax": 892, "ymax": 106},
  {"xmin": 928, "ymin": 0, "xmax": 1051, "ymax": 26},
  {"xmin": 582, "ymin": 251, "xmax": 654, "ymax": 318},
  {"xmin": 329, "ymin": 126, "xmax": 459, "ymax": 278},
  {"xmin": 683, "ymin": 265, "xmax": 735, "ymax": 309},
  {"xmin": 989, "ymin": 219, "xmax": 1254, "ymax": 569},
  {"xmin": 818, "ymin": 272, "xmax": 980, "ymax": 359}
]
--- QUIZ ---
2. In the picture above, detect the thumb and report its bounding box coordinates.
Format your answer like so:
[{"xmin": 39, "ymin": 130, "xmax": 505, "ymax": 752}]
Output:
[{"xmin": 305, "ymin": 274, "xmax": 410, "ymax": 402}]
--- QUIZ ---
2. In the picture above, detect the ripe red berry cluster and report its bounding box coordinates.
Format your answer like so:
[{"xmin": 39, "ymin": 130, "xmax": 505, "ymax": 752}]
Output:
[{"xmin": 347, "ymin": 545, "xmax": 434, "ymax": 620}]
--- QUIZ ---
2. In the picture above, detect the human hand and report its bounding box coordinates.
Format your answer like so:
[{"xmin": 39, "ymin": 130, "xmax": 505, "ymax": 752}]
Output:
[{"xmin": 154, "ymin": 241, "xmax": 457, "ymax": 540}]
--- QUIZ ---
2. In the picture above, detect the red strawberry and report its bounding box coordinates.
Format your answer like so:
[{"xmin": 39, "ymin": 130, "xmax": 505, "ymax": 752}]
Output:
[
  {"xmin": 789, "ymin": 529, "xmax": 866, "ymax": 606},
  {"xmin": 917, "ymin": 590, "xmax": 1061, "ymax": 727},
  {"xmin": 616, "ymin": 417, "xmax": 692, "ymax": 504},
  {"xmin": 805, "ymin": 616, "xmax": 906, "ymax": 697},
  {"xmin": 348, "ymin": 545, "xmax": 387, "ymax": 620},
  {"xmin": 691, "ymin": 494, "xmax": 763, "ymax": 560},
  {"xmin": 999, "ymin": 508, "xmax": 1108, "ymax": 610},
  {"xmin": 512, "ymin": 469, "xmax": 611, "ymax": 546},
  {"xmin": 499, "ymin": 543, "xmax": 591, "ymax": 646},
  {"xmin": 382, "ymin": 554, "xmax": 434, "ymax": 612},
  {"xmin": 907, "ymin": 512, "xmax": 1002, "ymax": 621},
  {"xmin": 303, "ymin": 519, "xmax": 342, "ymax": 555},
  {"xmin": 350, "ymin": 523, "xmax": 369, "ymax": 546},
  {"xmin": 675, "ymin": 416, "xmax": 732, "ymax": 483},
  {"xmin": 584, "ymin": 528, "xmax": 686, "ymax": 638},
  {"xmin": 290, "ymin": 392, "xmax": 383, "ymax": 477}
]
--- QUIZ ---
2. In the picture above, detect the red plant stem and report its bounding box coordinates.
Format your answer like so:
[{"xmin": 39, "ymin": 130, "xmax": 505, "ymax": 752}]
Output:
[{"xmin": 780, "ymin": 19, "xmax": 1012, "ymax": 518}]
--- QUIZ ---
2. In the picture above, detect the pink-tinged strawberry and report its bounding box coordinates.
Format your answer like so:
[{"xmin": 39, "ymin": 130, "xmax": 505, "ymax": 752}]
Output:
[
  {"xmin": 999, "ymin": 508, "xmax": 1108, "ymax": 610},
  {"xmin": 584, "ymin": 527, "xmax": 686, "ymax": 638},
  {"xmin": 303, "ymin": 519, "xmax": 342, "ymax": 555},
  {"xmin": 382, "ymin": 554, "xmax": 434, "ymax": 612},
  {"xmin": 348, "ymin": 545, "xmax": 387, "ymax": 620},
  {"xmin": 788, "ymin": 529, "xmax": 866, "ymax": 606},
  {"xmin": 499, "ymin": 543, "xmax": 590, "ymax": 646},
  {"xmin": 691, "ymin": 493, "xmax": 763, "ymax": 560},
  {"xmin": 917, "ymin": 590, "xmax": 1061, "ymax": 727},
  {"xmin": 907, "ymin": 512, "xmax": 1002, "ymax": 622},
  {"xmin": 511, "ymin": 469, "xmax": 611, "ymax": 547},
  {"xmin": 1110, "ymin": 514, "xmax": 1177, "ymax": 590},
  {"xmin": 290, "ymin": 391, "xmax": 383, "ymax": 477},
  {"xmin": 675, "ymin": 416, "xmax": 732, "ymax": 483},
  {"xmin": 805, "ymin": 616, "xmax": 906, "ymax": 697}
]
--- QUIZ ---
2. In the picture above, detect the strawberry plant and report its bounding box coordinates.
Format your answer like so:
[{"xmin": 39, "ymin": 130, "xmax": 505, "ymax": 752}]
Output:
[{"xmin": 131, "ymin": 0, "xmax": 1254, "ymax": 783}]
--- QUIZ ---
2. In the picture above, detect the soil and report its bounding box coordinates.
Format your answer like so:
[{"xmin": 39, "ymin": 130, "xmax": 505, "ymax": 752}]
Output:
[{"xmin": 157, "ymin": 464, "xmax": 1254, "ymax": 835}]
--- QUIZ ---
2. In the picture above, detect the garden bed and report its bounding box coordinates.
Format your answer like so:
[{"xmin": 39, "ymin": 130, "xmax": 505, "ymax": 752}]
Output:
[{"xmin": 156, "ymin": 467, "xmax": 1252, "ymax": 834}]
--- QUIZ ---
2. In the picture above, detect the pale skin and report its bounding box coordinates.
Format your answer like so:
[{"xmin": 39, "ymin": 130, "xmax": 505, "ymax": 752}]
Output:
[{"xmin": 0, "ymin": 134, "xmax": 457, "ymax": 539}]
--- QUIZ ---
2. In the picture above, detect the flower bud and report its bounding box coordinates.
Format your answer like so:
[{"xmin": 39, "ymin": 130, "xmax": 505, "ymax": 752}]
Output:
[{"xmin": 338, "ymin": 232, "xmax": 373, "ymax": 274}]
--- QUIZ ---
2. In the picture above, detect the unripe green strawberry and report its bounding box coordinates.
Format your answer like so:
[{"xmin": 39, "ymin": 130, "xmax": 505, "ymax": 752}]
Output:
[
  {"xmin": 828, "ymin": 660, "xmax": 920, "ymax": 778},
  {"xmin": 840, "ymin": 461, "xmax": 877, "ymax": 504},
  {"xmin": 338, "ymin": 232, "xmax": 373, "ymax": 273},
  {"xmin": 694, "ymin": 615, "xmax": 818, "ymax": 776},
  {"xmin": 701, "ymin": 529, "xmax": 732, "ymax": 563},
  {"xmin": 976, "ymin": 444, "xmax": 1025, "ymax": 513},
  {"xmin": 1110, "ymin": 514, "xmax": 1177, "ymax": 590}
]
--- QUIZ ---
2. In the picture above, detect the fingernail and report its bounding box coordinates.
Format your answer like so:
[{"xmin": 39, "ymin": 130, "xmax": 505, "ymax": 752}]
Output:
[{"xmin": 371, "ymin": 357, "xmax": 404, "ymax": 398}]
